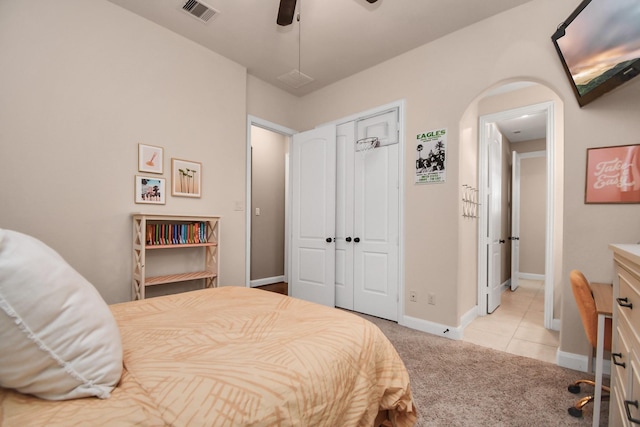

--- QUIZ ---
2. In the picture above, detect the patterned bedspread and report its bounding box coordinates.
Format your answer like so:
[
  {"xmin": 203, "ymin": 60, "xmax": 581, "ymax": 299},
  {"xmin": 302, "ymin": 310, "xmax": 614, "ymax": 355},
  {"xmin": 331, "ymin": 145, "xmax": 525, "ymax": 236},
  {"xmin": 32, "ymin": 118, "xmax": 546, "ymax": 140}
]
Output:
[{"xmin": 0, "ymin": 286, "xmax": 416, "ymax": 426}]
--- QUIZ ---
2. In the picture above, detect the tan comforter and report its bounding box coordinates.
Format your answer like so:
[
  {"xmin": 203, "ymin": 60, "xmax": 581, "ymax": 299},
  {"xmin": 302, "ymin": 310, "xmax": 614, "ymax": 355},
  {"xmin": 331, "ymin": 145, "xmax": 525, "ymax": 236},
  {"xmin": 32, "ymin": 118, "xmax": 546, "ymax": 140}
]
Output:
[{"xmin": 0, "ymin": 286, "xmax": 416, "ymax": 426}]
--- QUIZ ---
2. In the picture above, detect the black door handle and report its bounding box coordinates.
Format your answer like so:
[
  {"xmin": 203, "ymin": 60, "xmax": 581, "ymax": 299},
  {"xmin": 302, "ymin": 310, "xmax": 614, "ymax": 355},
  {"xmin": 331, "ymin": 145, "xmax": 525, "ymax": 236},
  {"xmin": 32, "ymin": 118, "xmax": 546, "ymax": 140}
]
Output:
[
  {"xmin": 326, "ymin": 237, "xmax": 333, "ymax": 243},
  {"xmin": 617, "ymin": 297, "xmax": 633, "ymax": 309},
  {"xmin": 345, "ymin": 237, "xmax": 352, "ymax": 242},
  {"xmin": 354, "ymin": 237, "xmax": 360, "ymax": 243},
  {"xmin": 499, "ymin": 240, "xmax": 505, "ymax": 244},
  {"xmin": 612, "ymin": 352, "xmax": 626, "ymax": 368},
  {"xmin": 624, "ymin": 400, "xmax": 640, "ymax": 424}
]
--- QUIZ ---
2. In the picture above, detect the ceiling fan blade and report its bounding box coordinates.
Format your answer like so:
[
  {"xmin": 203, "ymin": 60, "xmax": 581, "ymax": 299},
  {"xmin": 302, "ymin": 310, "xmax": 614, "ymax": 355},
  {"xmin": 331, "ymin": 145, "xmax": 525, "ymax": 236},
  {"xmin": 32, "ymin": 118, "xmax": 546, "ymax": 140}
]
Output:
[{"xmin": 277, "ymin": 0, "xmax": 297, "ymax": 26}]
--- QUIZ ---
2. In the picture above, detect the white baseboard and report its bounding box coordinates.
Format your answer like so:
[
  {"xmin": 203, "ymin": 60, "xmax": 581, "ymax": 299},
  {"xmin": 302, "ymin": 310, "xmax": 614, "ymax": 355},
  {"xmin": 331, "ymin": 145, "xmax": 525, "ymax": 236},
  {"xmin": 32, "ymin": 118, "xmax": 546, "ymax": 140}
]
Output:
[
  {"xmin": 460, "ymin": 305, "xmax": 478, "ymax": 329},
  {"xmin": 250, "ymin": 275, "xmax": 285, "ymax": 288},
  {"xmin": 400, "ymin": 315, "xmax": 461, "ymax": 340},
  {"xmin": 557, "ymin": 350, "xmax": 611, "ymax": 375},
  {"xmin": 551, "ymin": 318, "xmax": 561, "ymax": 332},
  {"xmin": 519, "ymin": 273, "xmax": 545, "ymax": 281}
]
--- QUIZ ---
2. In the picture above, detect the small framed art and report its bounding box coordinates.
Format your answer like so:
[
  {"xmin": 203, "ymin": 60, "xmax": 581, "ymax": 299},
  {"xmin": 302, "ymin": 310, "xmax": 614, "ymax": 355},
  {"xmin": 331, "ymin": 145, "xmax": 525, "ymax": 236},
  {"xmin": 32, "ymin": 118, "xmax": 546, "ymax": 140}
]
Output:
[
  {"xmin": 135, "ymin": 175, "xmax": 166, "ymax": 204},
  {"xmin": 172, "ymin": 158, "xmax": 201, "ymax": 198},
  {"xmin": 585, "ymin": 144, "xmax": 640, "ymax": 204},
  {"xmin": 138, "ymin": 144, "xmax": 164, "ymax": 174}
]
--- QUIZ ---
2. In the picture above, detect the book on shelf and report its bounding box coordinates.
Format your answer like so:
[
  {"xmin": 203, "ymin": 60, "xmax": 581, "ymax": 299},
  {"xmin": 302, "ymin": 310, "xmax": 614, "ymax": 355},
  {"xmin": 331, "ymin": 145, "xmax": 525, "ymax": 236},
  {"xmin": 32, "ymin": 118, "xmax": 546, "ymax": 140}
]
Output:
[{"xmin": 145, "ymin": 221, "xmax": 208, "ymax": 246}]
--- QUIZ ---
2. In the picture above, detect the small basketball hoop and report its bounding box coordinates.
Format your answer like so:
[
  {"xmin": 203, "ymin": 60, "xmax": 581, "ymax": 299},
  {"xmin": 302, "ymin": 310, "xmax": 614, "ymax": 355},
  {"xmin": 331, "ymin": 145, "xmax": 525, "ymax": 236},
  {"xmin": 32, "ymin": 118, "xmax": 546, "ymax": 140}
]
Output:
[{"xmin": 355, "ymin": 137, "xmax": 380, "ymax": 153}]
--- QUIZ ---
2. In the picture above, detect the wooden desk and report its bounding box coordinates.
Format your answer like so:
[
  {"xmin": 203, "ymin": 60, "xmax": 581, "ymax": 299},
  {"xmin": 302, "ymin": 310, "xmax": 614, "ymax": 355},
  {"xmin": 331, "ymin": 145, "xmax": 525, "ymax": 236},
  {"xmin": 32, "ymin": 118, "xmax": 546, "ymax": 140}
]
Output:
[{"xmin": 590, "ymin": 282, "xmax": 613, "ymax": 427}]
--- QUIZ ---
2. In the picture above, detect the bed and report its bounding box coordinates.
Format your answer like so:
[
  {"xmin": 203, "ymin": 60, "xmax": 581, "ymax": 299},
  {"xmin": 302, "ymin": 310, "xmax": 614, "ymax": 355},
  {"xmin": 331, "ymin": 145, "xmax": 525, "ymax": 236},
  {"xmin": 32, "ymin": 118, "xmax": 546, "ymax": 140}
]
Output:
[{"xmin": 0, "ymin": 228, "xmax": 417, "ymax": 427}]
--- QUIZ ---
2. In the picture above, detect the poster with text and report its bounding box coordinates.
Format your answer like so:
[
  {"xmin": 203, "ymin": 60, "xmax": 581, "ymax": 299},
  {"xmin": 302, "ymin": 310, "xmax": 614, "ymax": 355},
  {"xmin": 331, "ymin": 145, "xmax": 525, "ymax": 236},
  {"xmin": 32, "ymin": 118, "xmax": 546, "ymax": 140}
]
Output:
[
  {"xmin": 585, "ymin": 144, "xmax": 640, "ymax": 203},
  {"xmin": 416, "ymin": 128, "xmax": 447, "ymax": 184}
]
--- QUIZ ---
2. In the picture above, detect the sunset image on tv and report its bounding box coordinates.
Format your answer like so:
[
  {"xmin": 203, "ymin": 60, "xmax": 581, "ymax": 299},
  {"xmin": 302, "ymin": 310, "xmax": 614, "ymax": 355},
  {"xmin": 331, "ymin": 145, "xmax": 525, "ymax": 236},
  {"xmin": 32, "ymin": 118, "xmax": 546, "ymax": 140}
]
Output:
[{"xmin": 557, "ymin": 0, "xmax": 640, "ymax": 95}]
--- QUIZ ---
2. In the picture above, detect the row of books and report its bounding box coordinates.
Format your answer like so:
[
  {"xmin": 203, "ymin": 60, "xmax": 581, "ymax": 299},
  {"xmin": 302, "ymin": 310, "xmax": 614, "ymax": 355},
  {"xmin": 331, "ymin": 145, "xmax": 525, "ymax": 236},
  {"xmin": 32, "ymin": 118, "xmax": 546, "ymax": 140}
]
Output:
[{"xmin": 146, "ymin": 222, "xmax": 208, "ymax": 246}]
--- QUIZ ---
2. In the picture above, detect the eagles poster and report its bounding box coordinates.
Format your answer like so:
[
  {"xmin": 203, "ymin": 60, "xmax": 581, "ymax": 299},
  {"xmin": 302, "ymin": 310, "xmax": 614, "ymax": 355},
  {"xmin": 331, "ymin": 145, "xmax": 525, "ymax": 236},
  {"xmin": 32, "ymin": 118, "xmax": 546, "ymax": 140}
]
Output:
[{"xmin": 416, "ymin": 128, "xmax": 447, "ymax": 184}]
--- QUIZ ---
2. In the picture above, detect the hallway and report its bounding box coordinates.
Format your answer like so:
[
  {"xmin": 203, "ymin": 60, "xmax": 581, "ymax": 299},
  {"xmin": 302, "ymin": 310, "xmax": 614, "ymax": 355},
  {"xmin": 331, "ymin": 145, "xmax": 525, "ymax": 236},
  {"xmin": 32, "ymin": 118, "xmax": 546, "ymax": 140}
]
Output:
[{"xmin": 463, "ymin": 279, "xmax": 559, "ymax": 364}]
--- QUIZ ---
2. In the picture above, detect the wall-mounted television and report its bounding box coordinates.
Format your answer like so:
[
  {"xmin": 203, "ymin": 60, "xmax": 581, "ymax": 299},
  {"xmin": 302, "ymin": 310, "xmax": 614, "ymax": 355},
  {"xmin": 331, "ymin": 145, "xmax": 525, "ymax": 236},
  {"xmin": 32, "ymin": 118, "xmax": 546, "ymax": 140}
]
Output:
[{"xmin": 551, "ymin": 0, "xmax": 640, "ymax": 107}]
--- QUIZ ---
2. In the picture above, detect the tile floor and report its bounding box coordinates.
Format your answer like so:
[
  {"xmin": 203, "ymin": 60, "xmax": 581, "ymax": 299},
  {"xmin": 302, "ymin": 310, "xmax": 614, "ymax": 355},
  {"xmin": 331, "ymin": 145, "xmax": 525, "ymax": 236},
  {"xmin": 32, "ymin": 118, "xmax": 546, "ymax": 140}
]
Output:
[{"xmin": 463, "ymin": 279, "xmax": 560, "ymax": 364}]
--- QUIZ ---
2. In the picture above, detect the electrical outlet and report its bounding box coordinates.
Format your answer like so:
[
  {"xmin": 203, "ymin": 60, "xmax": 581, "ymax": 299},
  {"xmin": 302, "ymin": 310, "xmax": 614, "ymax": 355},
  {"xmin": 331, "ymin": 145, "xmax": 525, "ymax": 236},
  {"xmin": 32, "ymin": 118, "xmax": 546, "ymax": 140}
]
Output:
[
  {"xmin": 428, "ymin": 293, "xmax": 436, "ymax": 305},
  {"xmin": 409, "ymin": 291, "xmax": 417, "ymax": 302}
]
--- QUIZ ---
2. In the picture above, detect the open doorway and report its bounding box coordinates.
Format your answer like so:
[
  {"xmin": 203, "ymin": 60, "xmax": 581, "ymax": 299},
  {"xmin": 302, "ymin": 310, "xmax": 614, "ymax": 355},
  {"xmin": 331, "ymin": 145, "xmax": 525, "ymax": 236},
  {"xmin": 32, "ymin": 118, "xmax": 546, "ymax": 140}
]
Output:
[
  {"xmin": 477, "ymin": 100, "xmax": 556, "ymax": 328},
  {"xmin": 245, "ymin": 116, "xmax": 296, "ymax": 289}
]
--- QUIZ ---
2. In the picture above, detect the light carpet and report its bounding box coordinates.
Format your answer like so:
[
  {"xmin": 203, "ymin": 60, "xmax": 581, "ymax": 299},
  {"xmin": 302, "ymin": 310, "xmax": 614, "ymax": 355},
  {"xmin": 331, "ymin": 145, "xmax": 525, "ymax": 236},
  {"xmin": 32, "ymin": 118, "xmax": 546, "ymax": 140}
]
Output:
[{"xmin": 357, "ymin": 313, "xmax": 608, "ymax": 427}]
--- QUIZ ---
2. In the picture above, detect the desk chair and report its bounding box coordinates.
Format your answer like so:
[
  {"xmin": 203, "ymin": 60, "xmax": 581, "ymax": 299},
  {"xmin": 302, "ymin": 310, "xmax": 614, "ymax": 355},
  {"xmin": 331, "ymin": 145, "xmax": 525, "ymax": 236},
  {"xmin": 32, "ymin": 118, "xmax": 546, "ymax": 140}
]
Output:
[{"xmin": 567, "ymin": 269, "xmax": 611, "ymax": 418}]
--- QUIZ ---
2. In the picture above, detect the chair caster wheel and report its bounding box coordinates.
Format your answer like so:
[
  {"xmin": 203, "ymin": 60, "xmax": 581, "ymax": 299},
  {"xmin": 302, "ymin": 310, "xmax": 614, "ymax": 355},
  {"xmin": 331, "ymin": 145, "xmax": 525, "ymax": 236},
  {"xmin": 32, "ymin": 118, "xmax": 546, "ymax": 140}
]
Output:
[
  {"xmin": 568, "ymin": 407, "xmax": 583, "ymax": 418},
  {"xmin": 568, "ymin": 384, "xmax": 581, "ymax": 394}
]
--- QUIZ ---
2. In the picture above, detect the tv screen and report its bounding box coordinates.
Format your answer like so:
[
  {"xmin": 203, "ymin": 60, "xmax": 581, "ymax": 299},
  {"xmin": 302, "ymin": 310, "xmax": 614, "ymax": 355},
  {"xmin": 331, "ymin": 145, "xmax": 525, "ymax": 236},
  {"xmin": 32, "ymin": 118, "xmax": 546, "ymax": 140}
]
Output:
[{"xmin": 551, "ymin": 0, "xmax": 640, "ymax": 107}]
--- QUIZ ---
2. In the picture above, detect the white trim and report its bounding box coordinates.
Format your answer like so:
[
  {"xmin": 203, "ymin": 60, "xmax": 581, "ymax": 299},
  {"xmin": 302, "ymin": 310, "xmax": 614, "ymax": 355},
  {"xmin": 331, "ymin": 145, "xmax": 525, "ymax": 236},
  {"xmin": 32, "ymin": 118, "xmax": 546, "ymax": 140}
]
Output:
[
  {"xmin": 519, "ymin": 273, "xmax": 545, "ymax": 281},
  {"xmin": 501, "ymin": 279, "xmax": 510, "ymax": 293},
  {"xmin": 246, "ymin": 116, "xmax": 297, "ymax": 288},
  {"xmin": 250, "ymin": 275, "xmax": 285, "ymax": 288},
  {"xmin": 557, "ymin": 350, "xmax": 611, "ymax": 375},
  {"xmin": 401, "ymin": 315, "xmax": 461, "ymax": 340},
  {"xmin": 551, "ymin": 317, "xmax": 561, "ymax": 331},
  {"xmin": 477, "ymin": 101, "xmax": 556, "ymax": 331},
  {"xmin": 460, "ymin": 305, "xmax": 478, "ymax": 330}
]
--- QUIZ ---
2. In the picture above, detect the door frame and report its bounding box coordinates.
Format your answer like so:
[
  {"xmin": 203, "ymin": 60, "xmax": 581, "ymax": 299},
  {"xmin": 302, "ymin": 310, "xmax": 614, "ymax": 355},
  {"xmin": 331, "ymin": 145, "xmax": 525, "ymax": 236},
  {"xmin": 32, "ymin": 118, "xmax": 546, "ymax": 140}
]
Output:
[
  {"xmin": 477, "ymin": 101, "xmax": 556, "ymax": 330},
  {"xmin": 245, "ymin": 116, "xmax": 297, "ymax": 287}
]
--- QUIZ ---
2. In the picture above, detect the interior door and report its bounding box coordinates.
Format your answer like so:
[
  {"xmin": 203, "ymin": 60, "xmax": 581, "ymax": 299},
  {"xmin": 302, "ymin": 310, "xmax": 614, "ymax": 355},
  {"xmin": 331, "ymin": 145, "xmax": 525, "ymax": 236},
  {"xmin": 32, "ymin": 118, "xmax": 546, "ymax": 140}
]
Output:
[
  {"xmin": 352, "ymin": 111, "xmax": 399, "ymax": 321},
  {"xmin": 290, "ymin": 124, "xmax": 337, "ymax": 307},
  {"xmin": 487, "ymin": 123, "xmax": 503, "ymax": 313},
  {"xmin": 510, "ymin": 150, "xmax": 521, "ymax": 291},
  {"xmin": 335, "ymin": 122, "xmax": 355, "ymax": 310}
]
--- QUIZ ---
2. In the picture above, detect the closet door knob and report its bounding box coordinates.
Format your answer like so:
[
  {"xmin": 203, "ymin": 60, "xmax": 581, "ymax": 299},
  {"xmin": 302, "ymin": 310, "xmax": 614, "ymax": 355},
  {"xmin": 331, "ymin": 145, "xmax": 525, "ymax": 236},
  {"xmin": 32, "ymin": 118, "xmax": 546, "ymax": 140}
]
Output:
[
  {"xmin": 354, "ymin": 237, "xmax": 360, "ymax": 243},
  {"xmin": 345, "ymin": 237, "xmax": 352, "ymax": 242},
  {"xmin": 326, "ymin": 237, "xmax": 333, "ymax": 243}
]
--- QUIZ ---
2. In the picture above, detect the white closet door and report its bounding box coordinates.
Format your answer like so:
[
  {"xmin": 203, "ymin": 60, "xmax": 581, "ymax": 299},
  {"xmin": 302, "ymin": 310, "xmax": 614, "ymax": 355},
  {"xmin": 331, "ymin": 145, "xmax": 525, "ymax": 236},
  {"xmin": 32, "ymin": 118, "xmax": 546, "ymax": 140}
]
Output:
[
  {"xmin": 353, "ymin": 111, "xmax": 399, "ymax": 321},
  {"xmin": 290, "ymin": 124, "xmax": 336, "ymax": 307},
  {"xmin": 487, "ymin": 123, "xmax": 503, "ymax": 313},
  {"xmin": 335, "ymin": 122, "xmax": 355, "ymax": 310}
]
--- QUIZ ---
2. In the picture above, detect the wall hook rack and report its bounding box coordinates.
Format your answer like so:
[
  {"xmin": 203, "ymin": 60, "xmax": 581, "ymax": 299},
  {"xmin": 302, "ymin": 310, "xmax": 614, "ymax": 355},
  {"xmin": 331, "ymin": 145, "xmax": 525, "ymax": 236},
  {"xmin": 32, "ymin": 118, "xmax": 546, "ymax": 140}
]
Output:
[{"xmin": 462, "ymin": 185, "xmax": 479, "ymax": 219}]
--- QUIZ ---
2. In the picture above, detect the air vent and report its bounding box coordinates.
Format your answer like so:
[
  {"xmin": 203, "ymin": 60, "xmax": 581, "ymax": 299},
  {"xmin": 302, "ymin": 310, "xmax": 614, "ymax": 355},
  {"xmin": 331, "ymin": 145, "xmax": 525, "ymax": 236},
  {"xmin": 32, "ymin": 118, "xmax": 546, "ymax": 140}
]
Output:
[
  {"xmin": 182, "ymin": 0, "xmax": 219, "ymax": 24},
  {"xmin": 277, "ymin": 69, "xmax": 314, "ymax": 89}
]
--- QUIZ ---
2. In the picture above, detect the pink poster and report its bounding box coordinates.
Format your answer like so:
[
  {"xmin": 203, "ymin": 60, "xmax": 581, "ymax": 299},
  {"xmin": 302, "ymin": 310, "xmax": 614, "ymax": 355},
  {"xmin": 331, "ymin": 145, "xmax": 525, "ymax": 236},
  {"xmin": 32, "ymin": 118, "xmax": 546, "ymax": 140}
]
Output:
[{"xmin": 585, "ymin": 144, "xmax": 640, "ymax": 203}]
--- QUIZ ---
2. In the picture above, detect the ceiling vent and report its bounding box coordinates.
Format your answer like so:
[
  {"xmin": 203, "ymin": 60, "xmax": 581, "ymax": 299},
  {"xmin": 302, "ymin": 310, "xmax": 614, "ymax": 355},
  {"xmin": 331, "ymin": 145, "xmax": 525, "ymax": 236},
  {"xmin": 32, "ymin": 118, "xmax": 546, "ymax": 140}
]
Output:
[
  {"xmin": 277, "ymin": 69, "xmax": 314, "ymax": 89},
  {"xmin": 181, "ymin": 0, "xmax": 219, "ymax": 24}
]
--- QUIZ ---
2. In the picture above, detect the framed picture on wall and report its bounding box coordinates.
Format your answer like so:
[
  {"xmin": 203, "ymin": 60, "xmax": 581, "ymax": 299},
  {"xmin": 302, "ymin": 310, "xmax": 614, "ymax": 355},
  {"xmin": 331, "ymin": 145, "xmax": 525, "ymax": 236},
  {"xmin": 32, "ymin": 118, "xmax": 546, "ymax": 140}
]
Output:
[
  {"xmin": 585, "ymin": 144, "xmax": 640, "ymax": 204},
  {"xmin": 138, "ymin": 144, "xmax": 164, "ymax": 174},
  {"xmin": 171, "ymin": 158, "xmax": 202, "ymax": 198},
  {"xmin": 135, "ymin": 175, "xmax": 166, "ymax": 204}
]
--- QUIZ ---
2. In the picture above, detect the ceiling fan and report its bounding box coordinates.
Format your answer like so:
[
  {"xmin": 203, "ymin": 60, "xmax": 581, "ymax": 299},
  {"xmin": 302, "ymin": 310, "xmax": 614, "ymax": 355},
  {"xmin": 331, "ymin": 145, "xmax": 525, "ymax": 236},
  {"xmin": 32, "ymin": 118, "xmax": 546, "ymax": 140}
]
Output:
[{"xmin": 277, "ymin": 0, "xmax": 379, "ymax": 26}]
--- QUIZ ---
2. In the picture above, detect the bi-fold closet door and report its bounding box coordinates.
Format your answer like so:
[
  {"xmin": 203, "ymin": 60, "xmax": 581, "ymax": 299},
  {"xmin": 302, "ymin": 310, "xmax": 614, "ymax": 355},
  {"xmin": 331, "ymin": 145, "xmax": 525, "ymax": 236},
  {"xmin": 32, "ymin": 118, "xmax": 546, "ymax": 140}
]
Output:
[{"xmin": 291, "ymin": 109, "xmax": 400, "ymax": 321}]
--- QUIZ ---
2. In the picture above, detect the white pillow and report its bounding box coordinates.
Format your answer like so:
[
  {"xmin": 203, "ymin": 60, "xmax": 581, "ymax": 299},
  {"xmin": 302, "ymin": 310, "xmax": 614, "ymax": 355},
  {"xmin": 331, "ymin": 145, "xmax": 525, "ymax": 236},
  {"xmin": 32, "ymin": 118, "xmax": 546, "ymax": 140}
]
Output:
[{"xmin": 0, "ymin": 229, "xmax": 123, "ymax": 400}]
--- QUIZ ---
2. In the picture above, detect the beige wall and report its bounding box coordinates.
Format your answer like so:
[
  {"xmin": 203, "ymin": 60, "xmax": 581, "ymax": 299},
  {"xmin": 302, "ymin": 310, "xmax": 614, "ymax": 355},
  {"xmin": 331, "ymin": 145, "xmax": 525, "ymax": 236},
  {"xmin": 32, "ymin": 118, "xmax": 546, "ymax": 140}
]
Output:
[
  {"xmin": 294, "ymin": 0, "xmax": 640, "ymax": 357},
  {"xmin": 519, "ymin": 154, "xmax": 546, "ymax": 274},
  {"xmin": 2, "ymin": 0, "xmax": 640, "ymax": 362},
  {"xmin": 250, "ymin": 127, "xmax": 287, "ymax": 281},
  {"xmin": 0, "ymin": 0, "xmax": 247, "ymax": 303},
  {"xmin": 246, "ymin": 75, "xmax": 301, "ymax": 133},
  {"xmin": 512, "ymin": 138, "xmax": 547, "ymax": 277}
]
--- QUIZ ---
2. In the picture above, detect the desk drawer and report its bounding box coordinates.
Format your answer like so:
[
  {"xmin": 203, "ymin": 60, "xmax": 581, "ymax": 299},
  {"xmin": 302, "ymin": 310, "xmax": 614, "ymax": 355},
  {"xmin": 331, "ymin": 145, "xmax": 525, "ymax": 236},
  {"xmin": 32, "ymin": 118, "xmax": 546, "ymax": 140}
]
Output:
[
  {"xmin": 618, "ymin": 267, "xmax": 640, "ymax": 333},
  {"xmin": 615, "ymin": 320, "xmax": 633, "ymax": 391},
  {"xmin": 628, "ymin": 357, "xmax": 640, "ymax": 425},
  {"xmin": 612, "ymin": 372, "xmax": 630, "ymax": 427}
]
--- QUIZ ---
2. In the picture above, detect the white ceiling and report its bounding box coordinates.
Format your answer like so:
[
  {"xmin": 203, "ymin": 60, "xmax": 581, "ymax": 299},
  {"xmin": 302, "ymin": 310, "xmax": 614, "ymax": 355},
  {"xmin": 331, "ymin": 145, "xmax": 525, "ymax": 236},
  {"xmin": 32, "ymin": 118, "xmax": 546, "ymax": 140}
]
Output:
[
  {"xmin": 106, "ymin": 0, "xmax": 533, "ymax": 97},
  {"xmin": 495, "ymin": 111, "xmax": 547, "ymax": 143}
]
